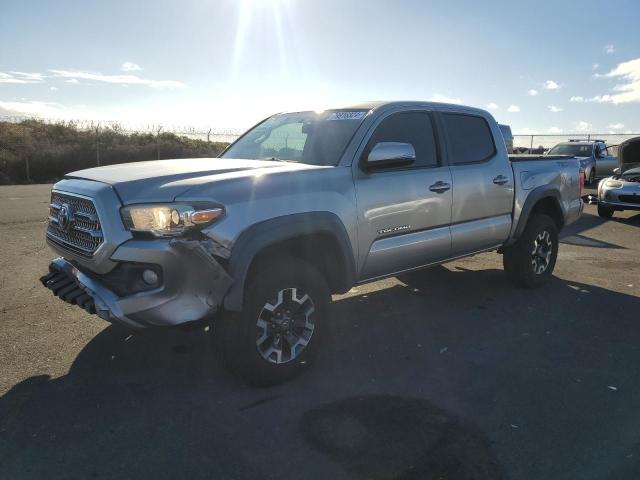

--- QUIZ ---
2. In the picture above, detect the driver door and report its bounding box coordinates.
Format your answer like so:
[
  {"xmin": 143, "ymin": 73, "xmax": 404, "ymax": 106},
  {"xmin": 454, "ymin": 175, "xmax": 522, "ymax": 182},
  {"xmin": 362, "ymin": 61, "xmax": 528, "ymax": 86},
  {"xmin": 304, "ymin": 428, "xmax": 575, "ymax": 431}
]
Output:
[
  {"xmin": 354, "ymin": 110, "xmax": 453, "ymax": 281},
  {"xmin": 596, "ymin": 143, "xmax": 618, "ymax": 177}
]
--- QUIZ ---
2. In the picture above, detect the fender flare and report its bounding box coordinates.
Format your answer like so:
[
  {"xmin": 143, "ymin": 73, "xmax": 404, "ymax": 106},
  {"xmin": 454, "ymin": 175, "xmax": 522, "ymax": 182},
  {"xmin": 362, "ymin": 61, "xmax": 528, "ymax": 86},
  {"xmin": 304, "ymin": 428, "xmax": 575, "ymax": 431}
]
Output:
[
  {"xmin": 510, "ymin": 186, "xmax": 565, "ymax": 244},
  {"xmin": 223, "ymin": 212, "xmax": 356, "ymax": 311}
]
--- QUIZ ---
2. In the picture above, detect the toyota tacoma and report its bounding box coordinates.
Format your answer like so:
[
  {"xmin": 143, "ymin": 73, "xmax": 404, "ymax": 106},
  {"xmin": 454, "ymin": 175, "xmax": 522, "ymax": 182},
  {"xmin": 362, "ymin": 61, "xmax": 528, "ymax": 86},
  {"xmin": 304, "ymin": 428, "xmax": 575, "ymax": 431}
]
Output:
[{"xmin": 41, "ymin": 101, "xmax": 584, "ymax": 384}]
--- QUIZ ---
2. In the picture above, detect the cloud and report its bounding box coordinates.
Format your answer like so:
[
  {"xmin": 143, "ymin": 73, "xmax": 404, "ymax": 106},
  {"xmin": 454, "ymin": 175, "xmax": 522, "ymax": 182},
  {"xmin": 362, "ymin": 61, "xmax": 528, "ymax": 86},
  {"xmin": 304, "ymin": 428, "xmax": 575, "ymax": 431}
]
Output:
[
  {"xmin": 593, "ymin": 63, "xmax": 599, "ymax": 70},
  {"xmin": 507, "ymin": 105, "xmax": 520, "ymax": 113},
  {"xmin": 121, "ymin": 62, "xmax": 142, "ymax": 72},
  {"xmin": 49, "ymin": 69, "xmax": 187, "ymax": 89},
  {"xmin": 66, "ymin": 78, "xmax": 79, "ymax": 84},
  {"xmin": 486, "ymin": 102, "xmax": 498, "ymax": 110},
  {"xmin": 430, "ymin": 94, "xmax": 462, "ymax": 104},
  {"xmin": 527, "ymin": 89, "xmax": 538, "ymax": 96},
  {"xmin": 604, "ymin": 44, "xmax": 615, "ymax": 54},
  {"xmin": 520, "ymin": 127, "xmax": 538, "ymax": 135},
  {"xmin": 548, "ymin": 127, "xmax": 563, "ymax": 134},
  {"xmin": 587, "ymin": 58, "xmax": 640, "ymax": 104},
  {"xmin": 0, "ymin": 71, "xmax": 45, "ymax": 84},
  {"xmin": 608, "ymin": 123, "xmax": 624, "ymax": 129},
  {"xmin": 548, "ymin": 105, "xmax": 563, "ymax": 112},
  {"xmin": 574, "ymin": 121, "xmax": 592, "ymax": 132},
  {"xmin": 0, "ymin": 100, "xmax": 65, "ymax": 117},
  {"xmin": 50, "ymin": 86, "xmax": 58, "ymax": 91},
  {"xmin": 544, "ymin": 80, "xmax": 560, "ymax": 90},
  {"xmin": 569, "ymin": 96, "xmax": 584, "ymax": 102}
]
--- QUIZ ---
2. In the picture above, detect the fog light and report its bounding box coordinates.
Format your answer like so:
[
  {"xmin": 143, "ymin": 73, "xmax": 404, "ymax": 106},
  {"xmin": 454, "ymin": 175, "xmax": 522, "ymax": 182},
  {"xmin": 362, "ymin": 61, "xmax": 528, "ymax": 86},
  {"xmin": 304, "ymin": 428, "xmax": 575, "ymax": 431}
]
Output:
[{"xmin": 142, "ymin": 269, "xmax": 158, "ymax": 285}]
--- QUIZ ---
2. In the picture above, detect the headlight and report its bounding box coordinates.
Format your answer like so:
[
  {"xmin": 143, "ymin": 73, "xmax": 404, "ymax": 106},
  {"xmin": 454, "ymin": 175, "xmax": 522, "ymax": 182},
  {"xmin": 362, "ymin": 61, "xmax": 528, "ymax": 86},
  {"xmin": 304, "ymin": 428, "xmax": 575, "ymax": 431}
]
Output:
[
  {"xmin": 604, "ymin": 179, "xmax": 624, "ymax": 189},
  {"xmin": 121, "ymin": 203, "xmax": 224, "ymax": 236}
]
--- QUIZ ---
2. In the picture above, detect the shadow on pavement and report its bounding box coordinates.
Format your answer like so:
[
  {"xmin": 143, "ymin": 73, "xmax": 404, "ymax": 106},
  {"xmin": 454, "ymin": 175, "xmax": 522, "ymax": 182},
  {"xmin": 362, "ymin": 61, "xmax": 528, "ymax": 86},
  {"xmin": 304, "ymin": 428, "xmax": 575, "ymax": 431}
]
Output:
[{"xmin": 2, "ymin": 266, "xmax": 640, "ymax": 479}]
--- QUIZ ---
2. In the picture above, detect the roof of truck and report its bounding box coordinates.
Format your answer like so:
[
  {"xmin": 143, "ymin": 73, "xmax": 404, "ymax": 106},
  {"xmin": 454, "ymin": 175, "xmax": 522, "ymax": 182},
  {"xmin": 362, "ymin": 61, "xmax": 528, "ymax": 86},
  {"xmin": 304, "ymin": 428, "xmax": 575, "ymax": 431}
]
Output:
[{"xmin": 324, "ymin": 100, "xmax": 489, "ymax": 115}]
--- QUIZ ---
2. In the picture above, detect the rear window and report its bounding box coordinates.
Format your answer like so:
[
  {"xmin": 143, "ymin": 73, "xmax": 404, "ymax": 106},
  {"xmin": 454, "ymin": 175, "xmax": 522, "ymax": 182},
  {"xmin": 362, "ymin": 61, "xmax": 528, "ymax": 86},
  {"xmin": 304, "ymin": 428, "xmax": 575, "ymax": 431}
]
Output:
[{"xmin": 443, "ymin": 114, "xmax": 496, "ymax": 164}]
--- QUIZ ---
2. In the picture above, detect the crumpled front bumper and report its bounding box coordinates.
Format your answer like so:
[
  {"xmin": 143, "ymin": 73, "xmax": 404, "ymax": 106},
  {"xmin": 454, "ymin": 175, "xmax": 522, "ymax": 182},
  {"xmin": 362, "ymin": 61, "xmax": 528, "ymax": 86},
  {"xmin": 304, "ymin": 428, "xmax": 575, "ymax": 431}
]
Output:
[{"xmin": 41, "ymin": 238, "xmax": 233, "ymax": 329}]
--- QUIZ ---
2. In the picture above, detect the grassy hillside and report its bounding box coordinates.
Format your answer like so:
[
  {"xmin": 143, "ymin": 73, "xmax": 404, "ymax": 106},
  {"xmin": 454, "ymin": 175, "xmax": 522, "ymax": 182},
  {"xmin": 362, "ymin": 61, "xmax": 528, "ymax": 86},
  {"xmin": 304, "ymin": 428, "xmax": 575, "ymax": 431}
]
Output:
[{"xmin": 0, "ymin": 120, "xmax": 229, "ymax": 184}]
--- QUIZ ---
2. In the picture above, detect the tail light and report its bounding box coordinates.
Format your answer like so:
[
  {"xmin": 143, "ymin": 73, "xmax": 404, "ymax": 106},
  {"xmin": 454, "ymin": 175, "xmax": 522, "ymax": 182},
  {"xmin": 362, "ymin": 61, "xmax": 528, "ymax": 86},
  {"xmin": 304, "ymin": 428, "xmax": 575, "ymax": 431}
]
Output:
[{"xmin": 579, "ymin": 167, "xmax": 585, "ymax": 197}]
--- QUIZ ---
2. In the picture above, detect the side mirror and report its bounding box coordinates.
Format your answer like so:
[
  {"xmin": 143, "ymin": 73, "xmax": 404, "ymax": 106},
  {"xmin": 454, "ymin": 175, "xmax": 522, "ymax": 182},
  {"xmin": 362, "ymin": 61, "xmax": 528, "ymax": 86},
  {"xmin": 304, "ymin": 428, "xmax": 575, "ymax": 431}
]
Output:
[
  {"xmin": 363, "ymin": 142, "xmax": 416, "ymax": 170},
  {"xmin": 613, "ymin": 167, "xmax": 621, "ymax": 175}
]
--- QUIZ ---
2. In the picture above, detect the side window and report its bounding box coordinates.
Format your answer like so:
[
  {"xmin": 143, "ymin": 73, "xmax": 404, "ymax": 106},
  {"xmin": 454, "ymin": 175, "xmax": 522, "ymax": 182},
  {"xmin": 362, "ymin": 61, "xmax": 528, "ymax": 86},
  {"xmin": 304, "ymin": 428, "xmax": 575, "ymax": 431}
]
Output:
[
  {"xmin": 596, "ymin": 143, "xmax": 607, "ymax": 156},
  {"xmin": 443, "ymin": 113, "xmax": 496, "ymax": 164},
  {"xmin": 366, "ymin": 112, "xmax": 438, "ymax": 168}
]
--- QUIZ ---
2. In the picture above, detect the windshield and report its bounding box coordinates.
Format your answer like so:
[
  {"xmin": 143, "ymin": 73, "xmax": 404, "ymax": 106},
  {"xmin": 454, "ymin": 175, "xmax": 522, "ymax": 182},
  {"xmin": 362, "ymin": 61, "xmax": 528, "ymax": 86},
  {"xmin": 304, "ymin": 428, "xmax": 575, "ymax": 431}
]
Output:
[
  {"xmin": 222, "ymin": 110, "xmax": 367, "ymax": 166},
  {"xmin": 621, "ymin": 165, "xmax": 640, "ymax": 177},
  {"xmin": 547, "ymin": 144, "xmax": 594, "ymax": 156}
]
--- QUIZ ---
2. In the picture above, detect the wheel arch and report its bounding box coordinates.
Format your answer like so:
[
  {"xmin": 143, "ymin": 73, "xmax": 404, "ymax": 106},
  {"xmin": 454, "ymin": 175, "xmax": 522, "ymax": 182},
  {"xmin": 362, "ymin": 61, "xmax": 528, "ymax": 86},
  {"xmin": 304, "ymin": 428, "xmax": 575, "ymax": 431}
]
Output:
[
  {"xmin": 511, "ymin": 187, "xmax": 565, "ymax": 244},
  {"xmin": 224, "ymin": 212, "xmax": 356, "ymax": 311}
]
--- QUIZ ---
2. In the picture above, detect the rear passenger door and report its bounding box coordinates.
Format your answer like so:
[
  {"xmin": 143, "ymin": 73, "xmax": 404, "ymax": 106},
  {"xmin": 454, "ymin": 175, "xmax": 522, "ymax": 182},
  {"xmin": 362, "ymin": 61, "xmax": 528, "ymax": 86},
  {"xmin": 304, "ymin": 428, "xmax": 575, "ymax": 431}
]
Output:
[
  {"xmin": 441, "ymin": 112, "xmax": 514, "ymax": 256},
  {"xmin": 354, "ymin": 110, "xmax": 453, "ymax": 280}
]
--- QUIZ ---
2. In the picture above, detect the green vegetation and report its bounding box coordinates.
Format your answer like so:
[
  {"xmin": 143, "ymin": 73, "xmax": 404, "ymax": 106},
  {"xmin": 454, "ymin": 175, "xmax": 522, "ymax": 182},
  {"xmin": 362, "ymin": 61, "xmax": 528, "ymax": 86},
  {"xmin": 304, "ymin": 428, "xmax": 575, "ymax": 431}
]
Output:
[{"xmin": 0, "ymin": 120, "xmax": 229, "ymax": 184}]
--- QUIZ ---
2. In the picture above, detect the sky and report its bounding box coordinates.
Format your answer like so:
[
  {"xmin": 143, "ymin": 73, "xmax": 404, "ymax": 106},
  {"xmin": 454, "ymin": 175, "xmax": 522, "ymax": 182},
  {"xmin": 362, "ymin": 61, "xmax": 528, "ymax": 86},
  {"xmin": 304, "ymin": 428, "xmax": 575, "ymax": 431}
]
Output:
[{"xmin": 1, "ymin": 0, "xmax": 639, "ymax": 134}]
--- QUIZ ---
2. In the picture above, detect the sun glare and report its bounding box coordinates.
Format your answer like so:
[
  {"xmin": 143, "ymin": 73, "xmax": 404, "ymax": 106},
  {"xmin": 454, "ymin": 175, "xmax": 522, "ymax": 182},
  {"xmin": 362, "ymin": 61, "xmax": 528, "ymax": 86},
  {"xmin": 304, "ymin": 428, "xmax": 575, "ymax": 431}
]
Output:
[{"xmin": 232, "ymin": 0, "xmax": 292, "ymax": 79}]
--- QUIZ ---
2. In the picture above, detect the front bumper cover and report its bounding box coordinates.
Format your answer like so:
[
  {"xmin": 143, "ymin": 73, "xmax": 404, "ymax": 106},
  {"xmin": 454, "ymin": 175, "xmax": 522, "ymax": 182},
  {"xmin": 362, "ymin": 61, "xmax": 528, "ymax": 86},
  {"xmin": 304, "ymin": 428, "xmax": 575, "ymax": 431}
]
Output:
[
  {"xmin": 41, "ymin": 238, "xmax": 233, "ymax": 329},
  {"xmin": 599, "ymin": 183, "xmax": 640, "ymax": 211}
]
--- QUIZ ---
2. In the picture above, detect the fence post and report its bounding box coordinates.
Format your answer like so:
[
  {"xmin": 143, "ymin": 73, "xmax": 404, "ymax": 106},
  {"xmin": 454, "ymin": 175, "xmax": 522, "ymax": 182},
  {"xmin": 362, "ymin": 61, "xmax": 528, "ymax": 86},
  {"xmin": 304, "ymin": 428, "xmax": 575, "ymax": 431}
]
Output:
[
  {"xmin": 22, "ymin": 125, "xmax": 31, "ymax": 183},
  {"xmin": 95, "ymin": 126, "xmax": 100, "ymax": 166},
  {"xmin": 156, "ymin": 126, "xmax": 162, "ymax": 160}
]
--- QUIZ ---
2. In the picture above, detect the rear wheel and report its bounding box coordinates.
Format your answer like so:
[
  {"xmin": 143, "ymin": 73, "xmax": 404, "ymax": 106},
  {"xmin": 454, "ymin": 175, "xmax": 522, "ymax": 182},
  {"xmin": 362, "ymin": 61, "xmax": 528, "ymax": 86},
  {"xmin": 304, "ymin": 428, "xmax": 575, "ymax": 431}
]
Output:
[
  {"xmin": 597, "ymin": 204, "xmax": 614, "ymax": 218},
  {"xmin": 217, "ymin": 257, "xmax": 330, "ymax": 386},
  {"xmin": 503, "ymin": 214, "xmax": 558, "ymax": 288}
]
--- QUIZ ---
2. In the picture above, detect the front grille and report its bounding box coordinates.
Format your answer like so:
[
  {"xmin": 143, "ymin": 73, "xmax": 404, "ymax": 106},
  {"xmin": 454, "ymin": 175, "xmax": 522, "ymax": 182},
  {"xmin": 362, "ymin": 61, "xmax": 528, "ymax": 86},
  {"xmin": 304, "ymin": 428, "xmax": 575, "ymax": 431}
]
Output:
[{"xmin": 47, "ymin": 192, "xmax": 104, "ymax": 256}]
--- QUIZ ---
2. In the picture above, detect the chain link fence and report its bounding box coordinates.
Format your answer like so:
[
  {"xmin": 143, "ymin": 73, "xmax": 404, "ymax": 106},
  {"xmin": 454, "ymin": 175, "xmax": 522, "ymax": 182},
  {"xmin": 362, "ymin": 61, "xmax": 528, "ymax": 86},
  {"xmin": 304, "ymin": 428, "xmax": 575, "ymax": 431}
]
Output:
[
  {"xmin": 513, "ymin": 133, "xmax": 639, "ymax": 154},
  {"xmin": 0, "ymin": 116, "xmax": 242, "ymax": 184}
]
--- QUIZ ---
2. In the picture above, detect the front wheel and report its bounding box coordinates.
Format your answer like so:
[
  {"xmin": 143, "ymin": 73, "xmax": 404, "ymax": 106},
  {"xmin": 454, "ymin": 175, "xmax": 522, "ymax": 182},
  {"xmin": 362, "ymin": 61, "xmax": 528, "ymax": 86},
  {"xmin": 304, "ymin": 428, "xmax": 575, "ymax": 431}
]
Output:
[
  {"xmin": 597, "ymin": 204, "xmax": 614, "ymax": 218},
  {"xmin": 588, "ymin": 169, "xmax": 596, "ymax": 185},
  {"xmin": 503, "ymin": 214, "xmax": 558, "ymax": 288},
  {"xmin": 217, "ymin": 257, "xmax": 330, "ymax": 386}
]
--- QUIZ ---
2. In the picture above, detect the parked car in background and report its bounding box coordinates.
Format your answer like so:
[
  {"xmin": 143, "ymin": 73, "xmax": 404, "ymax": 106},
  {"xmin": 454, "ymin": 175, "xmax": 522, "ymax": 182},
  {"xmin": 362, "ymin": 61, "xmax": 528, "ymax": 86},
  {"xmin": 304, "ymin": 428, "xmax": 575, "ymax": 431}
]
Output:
[
  {"xmin": 498, "ymin": 124, "xmax": 513, "ymax": 153},
  {"xmin": 40, "ymin": 101, "xmax": 584, "ymax": 385},
  {"xmin": 597, "ymin": 136, "xmax": 640, "ymax": 218},
  {"xmin": 547, "ymin": 140, "xmax": 617, "ymax": 185}
]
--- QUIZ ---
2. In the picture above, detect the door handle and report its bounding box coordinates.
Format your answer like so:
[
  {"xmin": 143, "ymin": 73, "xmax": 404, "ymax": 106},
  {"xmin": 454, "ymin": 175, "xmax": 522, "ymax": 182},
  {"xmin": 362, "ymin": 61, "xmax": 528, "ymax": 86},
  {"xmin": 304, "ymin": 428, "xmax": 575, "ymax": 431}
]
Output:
[
  {"xmin": 429, "ymin": 181, "xmax": 451, "ymax": 193},
  {"xmin": 493, "ymin": 175, "xmax": 509, "ymax": 185}
]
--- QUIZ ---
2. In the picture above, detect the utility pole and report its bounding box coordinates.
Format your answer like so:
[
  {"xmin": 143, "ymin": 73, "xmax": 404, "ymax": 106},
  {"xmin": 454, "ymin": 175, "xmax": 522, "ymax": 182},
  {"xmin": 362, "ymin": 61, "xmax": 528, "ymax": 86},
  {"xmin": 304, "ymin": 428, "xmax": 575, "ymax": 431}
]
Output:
[
  {"xmin": 530, "ymin": 135, "xmax": 534, "ymax": 154},
  {"xmin": 207, "ymin": 128, "xmax": 212, "ymax": 143}
]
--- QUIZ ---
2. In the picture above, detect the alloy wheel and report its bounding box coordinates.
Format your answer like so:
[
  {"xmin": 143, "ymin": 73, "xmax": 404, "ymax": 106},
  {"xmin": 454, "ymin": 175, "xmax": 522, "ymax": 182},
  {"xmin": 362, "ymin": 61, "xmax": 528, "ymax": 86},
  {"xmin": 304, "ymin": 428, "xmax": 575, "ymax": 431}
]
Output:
[
  {"xmin": 255, "ymin": 287, "xmax": 315, "ymax": 364},
  {"xmin": 531, "ymin": 230, "xmax": 553, "ymax": 275}
]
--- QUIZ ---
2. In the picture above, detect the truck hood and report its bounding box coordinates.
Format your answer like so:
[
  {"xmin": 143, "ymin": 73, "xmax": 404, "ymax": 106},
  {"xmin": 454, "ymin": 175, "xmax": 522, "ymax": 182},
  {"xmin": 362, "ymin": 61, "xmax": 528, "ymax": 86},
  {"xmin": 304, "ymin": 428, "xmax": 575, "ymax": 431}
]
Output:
[{"xmin": 66, "ymin": 158, "xmax": 304, "ymax": 203}]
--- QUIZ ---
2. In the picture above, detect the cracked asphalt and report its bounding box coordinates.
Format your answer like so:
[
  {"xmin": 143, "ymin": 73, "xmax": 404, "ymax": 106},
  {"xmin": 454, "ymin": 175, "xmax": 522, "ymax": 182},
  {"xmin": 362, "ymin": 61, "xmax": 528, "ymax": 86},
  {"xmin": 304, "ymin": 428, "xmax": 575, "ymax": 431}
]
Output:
[{"xmin": 1, "ymin": 184, "xmax": 639, "ymax": 480}]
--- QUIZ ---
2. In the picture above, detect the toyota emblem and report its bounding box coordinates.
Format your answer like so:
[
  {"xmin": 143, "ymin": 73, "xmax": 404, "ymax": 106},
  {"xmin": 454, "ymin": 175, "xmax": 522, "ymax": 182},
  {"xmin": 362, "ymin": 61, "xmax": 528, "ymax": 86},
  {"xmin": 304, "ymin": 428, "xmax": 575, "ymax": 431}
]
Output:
[{"xmin": 57, "ymin": 204, "xmax": 74, "ymax": 232}]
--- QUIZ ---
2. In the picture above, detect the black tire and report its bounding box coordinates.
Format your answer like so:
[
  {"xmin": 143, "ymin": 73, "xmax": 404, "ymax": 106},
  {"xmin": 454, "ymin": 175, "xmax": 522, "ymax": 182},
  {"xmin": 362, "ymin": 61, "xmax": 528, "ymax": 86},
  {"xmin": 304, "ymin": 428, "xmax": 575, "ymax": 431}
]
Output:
[
  {"xmin": 597, "ymin": 204, "xmax": 614, "ymax": 218},
  {"xmin": 588, "ymin": 169, "xmax": 596, "ymax": 185},
  {"xmin": 217, "ymin": 256, "xmax": 330, "ymax": 386},
  {"xmin": 503, "ymin": 214, "xmax": 558, "ymax": 288}
]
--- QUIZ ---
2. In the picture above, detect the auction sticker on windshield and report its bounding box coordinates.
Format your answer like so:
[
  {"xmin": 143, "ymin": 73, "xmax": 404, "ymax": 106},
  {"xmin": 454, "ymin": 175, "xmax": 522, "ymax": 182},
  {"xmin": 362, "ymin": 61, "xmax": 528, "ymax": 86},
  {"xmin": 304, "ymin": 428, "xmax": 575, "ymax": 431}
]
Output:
[{"xmin": 327, "ymin": 111, "xmax": 367, "ymax": 121}]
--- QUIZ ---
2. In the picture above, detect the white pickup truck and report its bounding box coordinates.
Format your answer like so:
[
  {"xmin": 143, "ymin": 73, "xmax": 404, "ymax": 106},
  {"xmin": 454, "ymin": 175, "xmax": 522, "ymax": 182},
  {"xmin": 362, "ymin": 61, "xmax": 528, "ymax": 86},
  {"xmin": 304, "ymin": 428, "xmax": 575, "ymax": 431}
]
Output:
[{"xmin": 42, "ymin": 101, "xmax": 584, "ymax": 384}]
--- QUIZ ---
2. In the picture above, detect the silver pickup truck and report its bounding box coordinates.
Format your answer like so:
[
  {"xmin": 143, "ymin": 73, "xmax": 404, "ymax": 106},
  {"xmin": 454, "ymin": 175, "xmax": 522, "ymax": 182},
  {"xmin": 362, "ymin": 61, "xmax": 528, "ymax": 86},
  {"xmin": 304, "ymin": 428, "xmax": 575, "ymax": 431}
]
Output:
[{"xmin": 41, "ymin": 101, "xmax": 584, "ymax": 384}]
